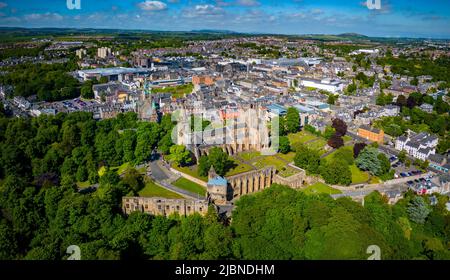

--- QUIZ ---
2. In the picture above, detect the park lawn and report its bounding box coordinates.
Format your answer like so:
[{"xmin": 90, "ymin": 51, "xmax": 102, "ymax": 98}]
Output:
[
  {"xmin": 350, "ymin": 164, "xmax": 370, "ymax": 184},
  {"xmin": 172, "ymin": 165, "xmax": 208, "ymax": 182},
  {"xmin": 76, "ymin": 181, "xmax": 91, "ymax": 189},
  {"xmin": 305, "ymin": 139, "xmax": 328, "ymax": 155},
  {"xmin": 288, "ymin": 131, "xmax": 318, "ymax": 146},
  {"xmin": 277, "ymin": 152, "xmax": 296, "ymax": 163},
  {"xmin": 251, "ymin": 155, "xmax": 287, "ymax": 171},
  {"xmin": 324, "ymin": 145, "xmax": 354, "ymax": 162},
  {"xmin": 139, "ymin": 181, "xmax": 183, "ymax": 199},
  {"xmin": 302, "ymin": 182, "xmax": 342, "ymax": 195},
  {"xmin": 172, "ymin": 178, "xmax": 206, "ymax": 196},
  {"xmin": 238, "ymin": 151, "xmax": 261, "ymax": 161},
  {"xmin": 369, "ymin": 176, "xmax": 381, "ymax": 184},
  {"xmin": 226, "ymin": 158, "xmax": 254, "ymax": 176}
]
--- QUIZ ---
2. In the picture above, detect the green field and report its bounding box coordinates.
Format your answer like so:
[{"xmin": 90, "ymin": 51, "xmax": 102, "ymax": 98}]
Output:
[
  {"xmin": 172, "ymin": 178, "xmax": 206, "ymax": 196},
  {"xmin": 172, "ymin": 165, "xmax": 208, "ymax": 182},
  {"xmin": 350, "ymin": 164, "xmax": 370, "ymax": 184},
  {"xmin": 226, "ymin": 158, "xmax": 254, "ymax": 176},
  {"xmin": 238, "ymin": 151, "xmax": 261, "ymax": 161},
  {"xmin": 305, "ymin": 139, "xmax": 328, "ymax": 155},
  {"xmin": 139, "ymin": 181, "xmax": 183, "ymax": 199},
  {"xmin": 302, "ymin": 182, "xmax": 342, "ymax": 195},
  {"xmin": 251, "ymin": 155, "xmax": 286, "ymax": 171},
  {"xmin": 369, "ymin": 176, "xmax": 381, "ymax": 184},
  {"xmin": 324, "ymin": 145, "xmax": 353, "ymax": 161},
  {"xmin": 276, "ymin": 152, "xmax": 296, "ymax": 163},
  {"xmin": 288, "ymin": 131, "xmax": 318, "ymax": 147}
]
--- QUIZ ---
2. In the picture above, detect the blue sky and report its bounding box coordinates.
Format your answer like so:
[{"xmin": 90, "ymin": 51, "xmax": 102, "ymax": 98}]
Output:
[{"xmin": 0, "ymin": 0, "xmax": 449, "ymax": 38}]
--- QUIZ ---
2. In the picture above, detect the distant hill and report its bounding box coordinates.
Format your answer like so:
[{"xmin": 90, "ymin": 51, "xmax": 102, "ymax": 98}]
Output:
[{"xmin": 191, "ymin": 29, "xmax": 240, "ymax": 34}]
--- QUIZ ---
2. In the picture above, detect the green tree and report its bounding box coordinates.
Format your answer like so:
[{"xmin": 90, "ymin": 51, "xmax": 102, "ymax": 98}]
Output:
[
  {"xmin": 407, "ymin": 197, "xmax": 431, "ymax": 224},
  {"xmin": 355, "ymin": 147, "xmax": 381, "ymax": 176},
  {"xmin": 81, "ymin": 81, "xmax": 94, "ymax": 99},
  {"xmin": 207, "ymin": 147, "xmax": 233, "ymax": 176},
  {"xmin": 333, "ymin": 147, "xmax": 354, "ymax": 165},
  {"xmin": 278, "ymin": 136, "xmax": 291, "ymax": 154},
  {"xmin": 320, "ymin": 159, "xmax": 352, "ymax": 186},
  {"xmin": 294, "ymin": 145, "xmax": 320, "ymax": 174},
  {"xmin": 167, "ymin": 145, "xmax": 192, "ymax": 167},
  {"xmin": 323, "ymin": 126, "xmax": 335, "ymax": 140},
  {"xmin": 198, "ymin": 156, "xmax": 211, "ymax": 177},
  {"xmin": 285, "ymin": 107, "xmax": 300, "ymax": 134},
  {"xmin": 398, "ymin": 150, "xmax": 407, "ymax": 163}
]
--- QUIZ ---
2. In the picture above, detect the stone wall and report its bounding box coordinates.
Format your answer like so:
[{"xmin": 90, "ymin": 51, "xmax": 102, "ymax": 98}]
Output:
[
  {"xmin": 122, "ymin": 197, "xmax": 209, "ymax": 217},
  {"xmin": 227, "ymin": 167, "xmax": 275, "ymax": 200},
  {"xmin": 272, "ymin": 164, "xmax": 313, "ymax": 189}
]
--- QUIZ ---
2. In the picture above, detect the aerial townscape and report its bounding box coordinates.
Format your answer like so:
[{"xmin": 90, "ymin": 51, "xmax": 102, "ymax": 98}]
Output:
[{"xmin": 0, "ymin": 0, "xmax": 449, "ymax": 262}]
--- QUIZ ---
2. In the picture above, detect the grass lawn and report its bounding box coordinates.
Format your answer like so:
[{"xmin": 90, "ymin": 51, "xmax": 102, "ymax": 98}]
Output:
[
  {"xmin": 350, "ymin": 164, "xmax": 370, "ymax": 184},
  {"xmin": 369, "ymin": 176, "xmax": 381, "ymax": 184},
  {"xmin": 305, "ymin": 139, "xmax": 328, "ymax": 155},
  {"xmin": 139, "ymin": 181, "xmax": 183, "ymax": 199},
  {"xmin": 277, "ymin": 152, "xmax": 296, "ymax": 163},
  {"xmin": 226, "ymin": 158, "xmax": 254, "ymax": 176},
  {"xmin": 172, "ymin": 165, "xmax": 208, "ymax": 182},
  {"xmin": 288, "ymin": 131, "xmax": 318, "ymax": 146},
  {"xmin": 251, "ymin": 155, "xmax": 287, "ymax": 171},
  {"xmin": 324, "ymin": 145, "xmax": 354, "ymax": 161},
  {"xmin": 172, "ymin": 178, "xmax": 206, "ymax": 196},
  {"xmin": 302, "ymin": 182, "xmax": 342, "ymax": 195},
  {"xmin": 77, "ymin": 181, "xmax": 91, "ymax": 189},
  {"xmin": 238, "ymin": 151, "xmax": 261, "ymax": 161}
]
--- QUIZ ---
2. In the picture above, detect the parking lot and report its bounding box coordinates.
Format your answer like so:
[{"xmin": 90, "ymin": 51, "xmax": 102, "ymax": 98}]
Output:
[{"xmin": 383, "ymin": 153, "xmax": 423, "ymax": 179}]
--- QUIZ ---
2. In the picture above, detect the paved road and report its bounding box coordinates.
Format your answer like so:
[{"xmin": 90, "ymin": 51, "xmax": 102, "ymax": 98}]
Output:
[
  {"xmin": 332, "ymin": 185, "xmax": 407, "ymax": 199},
  {"xmin": 149, "ymin": 160, "xmax": 170, "ymax": 181},
  {"xmin": 149, "ymin": 158, "xmax": 206, "ymax": 200}
]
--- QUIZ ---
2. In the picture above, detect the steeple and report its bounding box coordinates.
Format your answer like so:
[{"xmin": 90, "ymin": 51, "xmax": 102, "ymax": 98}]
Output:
[{"xmin": 208, "ymin": 166, "xmax": 217, "ymax": 180}]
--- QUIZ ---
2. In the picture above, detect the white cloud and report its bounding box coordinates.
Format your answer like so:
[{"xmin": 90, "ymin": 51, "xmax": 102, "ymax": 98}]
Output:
[
  {"xmin": 0, "ymin": 2, "xmax": 7, "ymax": 9},
  {"xmin": 138, "ymin": 1, "xmax": 167, "ymax": 11},
  {"xmin": 183, "ymin": 5, "xmax": 225, "ymax": 18},
  {"xmin": 24, "ymin": 12, "xmax": 63, "ymax": 21}
]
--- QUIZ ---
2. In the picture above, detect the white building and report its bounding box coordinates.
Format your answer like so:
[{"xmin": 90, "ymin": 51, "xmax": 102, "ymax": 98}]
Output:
[
  {"xmin": 97, "ymin": 47, "xmax": 112, "ymax": 59},
  {"xmin": 350, "ymin": 49, "xmax": 380, "ymax": 55},
  {"xmin": 76, "ymin": 49, "xmax": 87, "ymax": 59},
  {"xmin": 300, "ymin": 78, "xmax": 345, "ymax": 93},
  {"xmin": 395, "ymin": 131, "xmax": 439, "ymax": 161}
]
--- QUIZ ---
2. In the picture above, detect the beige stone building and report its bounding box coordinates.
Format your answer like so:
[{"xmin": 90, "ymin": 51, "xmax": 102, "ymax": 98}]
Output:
[{"xmin": 122, "ymin": 197, "xmax": 209, "ymax": 217}]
